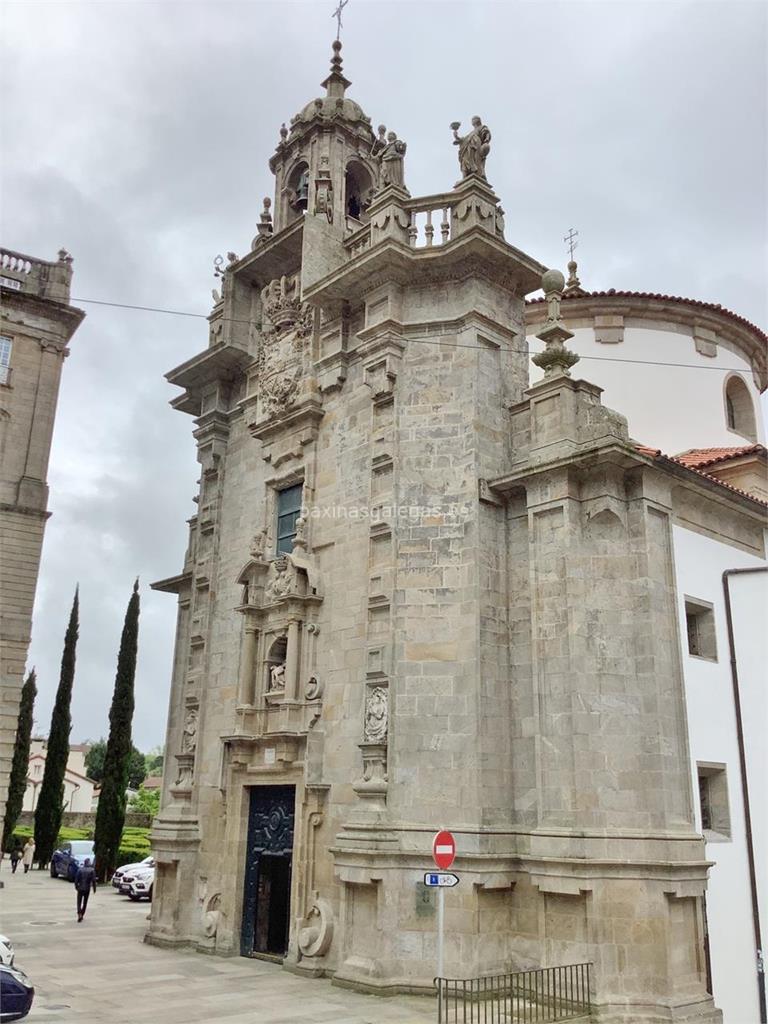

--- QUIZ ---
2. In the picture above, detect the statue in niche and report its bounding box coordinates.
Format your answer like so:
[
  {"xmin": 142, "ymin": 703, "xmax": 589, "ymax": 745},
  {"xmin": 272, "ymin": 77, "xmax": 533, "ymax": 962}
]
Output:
[
  {"xmin": 181, "ymin": 708, "xmax": 198, "ymax": 754},
  {"xmin": 451, "ymin": 116, "xmax": 492, "ymax": 179},
  {"xmin": 379, "ymin": 132, "xmax": 407, "ymax": 188},
  {"xmin": 268, "ymin": 662, "xmax": 286, "ymax": 692},
  {"xmin": 364, "ymin": 686, "xmax": 388, "ymax": 743}
]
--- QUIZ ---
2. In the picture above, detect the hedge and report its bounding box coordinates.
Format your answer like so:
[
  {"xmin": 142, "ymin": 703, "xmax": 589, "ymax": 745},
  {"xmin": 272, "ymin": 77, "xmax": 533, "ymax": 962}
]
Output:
[{"xmin": 5, "ymin": 824, "xmax": 151, "ymax": 869}]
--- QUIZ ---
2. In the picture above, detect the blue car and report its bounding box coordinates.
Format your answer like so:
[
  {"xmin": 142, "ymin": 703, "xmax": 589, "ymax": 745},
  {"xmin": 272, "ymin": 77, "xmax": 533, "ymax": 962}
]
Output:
[
  {"xmin": 0, "ymin": 963, "xmax": 34, "ymax": 1021},
  {"xmin": 49, "ymin": 840, "xmax": 95, "ymax": 881}
]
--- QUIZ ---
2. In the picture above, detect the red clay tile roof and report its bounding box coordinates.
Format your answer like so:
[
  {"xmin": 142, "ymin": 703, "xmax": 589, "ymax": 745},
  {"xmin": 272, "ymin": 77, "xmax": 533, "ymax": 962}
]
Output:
[
  {"xmin": 673, "ymin": 445, "xmax": 765, "ymax": 469},
  {"xmin": 526, "ymin": 289, "xmax": 768, "ymax": 347},
  {"xmin": 634, "ymin": 444, "xmax": 767, "ymax": 507}
]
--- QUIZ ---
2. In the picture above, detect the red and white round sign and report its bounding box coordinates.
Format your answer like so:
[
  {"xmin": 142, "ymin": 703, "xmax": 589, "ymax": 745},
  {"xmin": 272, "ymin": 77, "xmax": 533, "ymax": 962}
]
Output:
[{"xmin": 432, "ymin": 830, "xmax": 456, "ymax": 870}]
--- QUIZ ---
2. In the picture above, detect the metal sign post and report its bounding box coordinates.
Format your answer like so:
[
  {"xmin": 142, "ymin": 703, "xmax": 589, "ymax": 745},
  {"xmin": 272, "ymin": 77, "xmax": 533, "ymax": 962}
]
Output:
[{"xmin": 432, "ymin": 831, "xmax": 457, "ymax": 980}]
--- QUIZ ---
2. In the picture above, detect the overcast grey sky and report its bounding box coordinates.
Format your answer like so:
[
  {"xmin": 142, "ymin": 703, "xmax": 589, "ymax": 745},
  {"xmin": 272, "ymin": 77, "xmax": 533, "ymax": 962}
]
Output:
[{"xmin": 1, "ymin": 0, "xmax": 765, "ymax": 752}]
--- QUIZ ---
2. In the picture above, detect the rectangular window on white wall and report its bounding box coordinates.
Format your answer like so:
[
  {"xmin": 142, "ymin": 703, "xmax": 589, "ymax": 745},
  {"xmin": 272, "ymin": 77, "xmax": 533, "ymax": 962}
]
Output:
[
  {"xmin": 685, "ymin": 597, "xmax": 717, "ymax": 661},
  {"xmin": 697, "ymin": 763, "xmax": 731, "ymax": 840},
  {"xmin": 0, "ymin": 335, "xmax": 12, "ymax": 385}
]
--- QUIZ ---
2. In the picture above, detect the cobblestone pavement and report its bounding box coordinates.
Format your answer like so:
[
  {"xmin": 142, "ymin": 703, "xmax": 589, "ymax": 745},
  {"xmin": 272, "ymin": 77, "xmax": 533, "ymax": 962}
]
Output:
[{"xmin": 0, "ymin": 866, "xmax": 435, "ymax": 1024}]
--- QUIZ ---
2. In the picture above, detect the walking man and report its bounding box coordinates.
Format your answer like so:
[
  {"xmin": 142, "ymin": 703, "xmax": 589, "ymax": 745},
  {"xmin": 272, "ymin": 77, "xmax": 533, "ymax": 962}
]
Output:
[
  {"xmin": 9, "ymin": 842, "xmax": 21, "ymax": 873},
  {"xmin": 21, "ymin": 838, "xmax": 35, "ymax": 874},
  {"xmin": 74, "ymin": 857, "xmax": 97, "ymax": 922}
]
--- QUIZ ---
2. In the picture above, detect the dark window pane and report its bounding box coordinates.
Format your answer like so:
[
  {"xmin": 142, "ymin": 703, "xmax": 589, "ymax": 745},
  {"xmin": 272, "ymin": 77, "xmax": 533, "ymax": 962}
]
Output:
[{"xmin": 276, "ymin": 484, "xmax": 303, "ymax": 554}]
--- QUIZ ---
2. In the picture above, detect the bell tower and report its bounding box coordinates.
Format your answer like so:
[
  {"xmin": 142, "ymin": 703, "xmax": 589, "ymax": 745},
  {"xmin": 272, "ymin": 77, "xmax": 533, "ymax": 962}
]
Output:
[{"xmin": 268, "ymin": 41, "xmax": 381, "ymax": 236}]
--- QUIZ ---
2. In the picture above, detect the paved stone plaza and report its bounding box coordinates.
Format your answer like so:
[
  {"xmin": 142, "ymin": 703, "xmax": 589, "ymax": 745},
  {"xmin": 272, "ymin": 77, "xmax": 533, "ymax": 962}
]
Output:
[{"xmin": 0, "ymin": 867, "xmax": 434, "ymax": 1023}]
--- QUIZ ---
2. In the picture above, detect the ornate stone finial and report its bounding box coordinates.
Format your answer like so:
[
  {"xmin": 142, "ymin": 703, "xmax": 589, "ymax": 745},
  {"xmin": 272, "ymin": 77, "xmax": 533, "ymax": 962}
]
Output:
[
  {"xmin": 250, "ymin": 527, "xmax": 268, "ymax": 560},
  {"xmin": 251, "ymin": 197, "xmax": 274, "ymax": 250},
  {"xmin": 57, "ymin": 248, "xmax": 73, "ymax": 264},
  {"xmin": 293, "ymin": 516, "xmax": 308, "ymax": 552},
  {"xmin": 564, "ymin": 258, "xmax": 587, "ymax": 297},
  {"xmin": 566, "ymin": 259, "xmax": 580, "ymax": 291},
  {"xmin": 451, "ymin": 116, "xmax": 492, "ymax": 181},
  {"xmin": 322, "ymin": 39, "xmax": 351, "ymax": 99},
  {"xmin": 532, "ymin": 269, "xmax": 580, "ymax": 379}
]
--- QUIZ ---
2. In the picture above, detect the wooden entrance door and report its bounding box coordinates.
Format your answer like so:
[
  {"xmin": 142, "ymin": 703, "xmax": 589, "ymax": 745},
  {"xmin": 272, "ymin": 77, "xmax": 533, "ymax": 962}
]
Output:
[{"xmin": 240, "ymin": 785, "xmax": 295, "ymax": 959}]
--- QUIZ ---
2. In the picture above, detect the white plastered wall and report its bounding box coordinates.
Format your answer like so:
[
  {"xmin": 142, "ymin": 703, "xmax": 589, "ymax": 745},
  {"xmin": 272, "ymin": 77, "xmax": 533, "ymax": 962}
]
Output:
[
  {"xmin": 528, "ymin": 324, "xmax": 764, "ymax": 455},
  {"xmin": 673, "ymin": 526, "xmax": 767, "ymax": 1024}
]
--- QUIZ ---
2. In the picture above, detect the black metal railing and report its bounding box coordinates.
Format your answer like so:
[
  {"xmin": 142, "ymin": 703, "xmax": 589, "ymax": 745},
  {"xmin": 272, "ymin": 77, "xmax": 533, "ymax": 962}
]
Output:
[{"xmin": 436, "ymin": 962, "xmax": 592, "ymax": 1023}]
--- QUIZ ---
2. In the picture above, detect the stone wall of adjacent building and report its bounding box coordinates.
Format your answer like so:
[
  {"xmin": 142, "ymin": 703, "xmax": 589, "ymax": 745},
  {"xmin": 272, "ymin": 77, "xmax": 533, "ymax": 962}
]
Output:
[{"xmin": 0, "ymin": 249, "xmax": 83, "ymax": 843}]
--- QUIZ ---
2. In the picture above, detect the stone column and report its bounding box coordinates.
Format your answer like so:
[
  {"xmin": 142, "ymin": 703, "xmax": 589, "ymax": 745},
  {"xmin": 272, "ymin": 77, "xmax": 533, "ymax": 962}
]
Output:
[
  {"xmin": 237, "ymin": 625, "xmax": 258, "ymax": 706},
  {"xmin": 285, "ymin": 618, "xmax": 301, "ymax": 701}
]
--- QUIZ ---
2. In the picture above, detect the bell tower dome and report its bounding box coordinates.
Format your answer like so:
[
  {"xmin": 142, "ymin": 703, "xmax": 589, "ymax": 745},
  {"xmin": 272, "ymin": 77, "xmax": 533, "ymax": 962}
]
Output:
[{"xmin": 268, "ymin": 41, "xmax": 380, "ymax": 234}]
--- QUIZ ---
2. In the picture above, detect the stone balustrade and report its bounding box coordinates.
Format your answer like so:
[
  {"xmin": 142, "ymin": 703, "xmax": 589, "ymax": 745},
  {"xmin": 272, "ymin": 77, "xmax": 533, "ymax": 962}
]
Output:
[
  {"xmin": 343, "ymin": 179, "xmax": 505, "ymax": 261},
  {"xmin": 0, "ymin": 246, "xmax": 74, "ymax": 302},
  {"xmin": 404, "ymin": 194, "xmax": 454, "ymax": 248}
]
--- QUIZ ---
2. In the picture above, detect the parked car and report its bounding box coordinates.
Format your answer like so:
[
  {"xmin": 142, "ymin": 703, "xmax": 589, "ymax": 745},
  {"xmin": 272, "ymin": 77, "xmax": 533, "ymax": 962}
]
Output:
[
  {"xmin": 0, "ymin": 936, "xmax": 14, "ymax": 967},
  {"xmin": 112, "ymin": 856, "xmax": 153, "ymax": 890},
  {"xmin": 0, "ymin": 963, "xmax": 34, "ymax": 1021},
  {"xmin": 49, "ymin": 840, "xmax": 95, "ymax": 881},
  {"xmin": 126, "ymin": 866, "xmax": 154, "ymax": 901}
]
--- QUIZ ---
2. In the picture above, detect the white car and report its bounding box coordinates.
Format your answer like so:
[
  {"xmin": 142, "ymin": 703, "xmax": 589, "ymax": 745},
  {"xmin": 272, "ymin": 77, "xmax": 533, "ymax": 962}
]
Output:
[
  {"xmin": 0, "ymin": 935, "xmax": 14, "ymax": 967},
  {"xmin": 112, "ymin": 856, "xmax": 153, "ymax": 889},
  {"xmin": 127, "ymin": 866, "xmax": 154, "ymax": 902}
]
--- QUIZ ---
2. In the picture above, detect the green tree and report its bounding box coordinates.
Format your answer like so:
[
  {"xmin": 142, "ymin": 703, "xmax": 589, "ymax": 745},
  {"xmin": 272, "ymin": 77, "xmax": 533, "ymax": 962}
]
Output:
[
  {"xmin": 84, "ymin": 738, "xmax": 107, "ymax": 782},
  {"xmin": 87, "ymin": 738, "xmax": 145, "ymax": 789},
  {"xmin": 2, "ymin": 669, "xmax": 37, "ymax": 852},
  {"xmin": 127, "ymin": 747, "xmax": 147, "ymax": 790},
  {"xmin": 127, "ymin": 786, "xmax": 160, "ymax": 816},
  {"xmin": 34, "ymin": 589, "xmax": 79, "ymax": 867},
  {"xmin": 93, "ymin": 580, "xmax": 140, "ymax": 881},
  {"xmin": 144, "ymin": 745, "xmax": 164, "ymax": 777}
]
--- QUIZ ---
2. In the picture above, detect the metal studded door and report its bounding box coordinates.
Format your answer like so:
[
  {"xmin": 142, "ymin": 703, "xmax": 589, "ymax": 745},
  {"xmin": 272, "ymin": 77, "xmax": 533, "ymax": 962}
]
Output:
[{"xmin": 240, "ymin": 785, "xmax": 295, "ymax": 958}]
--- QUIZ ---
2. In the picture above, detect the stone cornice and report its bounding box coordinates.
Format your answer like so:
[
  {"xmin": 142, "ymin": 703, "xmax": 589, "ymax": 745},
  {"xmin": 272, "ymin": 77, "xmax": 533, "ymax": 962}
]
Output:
[
  {"xmin": 1, "ymin": 286, "xmax": 85, "ymax": 341},
  {"xmin": 303, "ymin": 227, "xmax": 545, "ymax": 306}
]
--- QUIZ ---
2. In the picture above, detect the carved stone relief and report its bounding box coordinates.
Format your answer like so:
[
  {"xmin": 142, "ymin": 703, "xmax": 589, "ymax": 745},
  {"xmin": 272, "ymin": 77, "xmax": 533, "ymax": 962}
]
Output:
[
  {"xmin": 181, "ymin": 707, "xmax": 198, "ymax": 754},
  {"xmin": 364, "ymin": 686, "xmax": 388, "ymax": 742}
]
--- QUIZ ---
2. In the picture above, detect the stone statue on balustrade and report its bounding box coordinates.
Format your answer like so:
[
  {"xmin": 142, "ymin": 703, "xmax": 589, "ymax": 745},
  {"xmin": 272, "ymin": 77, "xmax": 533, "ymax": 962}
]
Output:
[
  {"xmin": 451, "ymin": 116, "xmax": 491, "ymax": 180},
  {"xmin": 373, "ymin": 128, "xmax": 407, "ymax": 190}
]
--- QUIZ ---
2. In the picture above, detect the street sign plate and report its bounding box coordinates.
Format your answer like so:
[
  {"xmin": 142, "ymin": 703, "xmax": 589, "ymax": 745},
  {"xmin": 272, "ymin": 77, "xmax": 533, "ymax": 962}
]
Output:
[
  {"xmin": 424, "ymin": 872, "xmax": 459, "ymax": 888},
  {"xmin": 432, "ymin": 830, "xmax": 456, "ymax": 869}
]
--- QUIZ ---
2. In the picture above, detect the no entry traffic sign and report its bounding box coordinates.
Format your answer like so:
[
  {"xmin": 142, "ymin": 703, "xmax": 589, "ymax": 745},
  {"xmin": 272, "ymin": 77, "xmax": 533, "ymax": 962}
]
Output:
[{"xmin": 432, "ymin": 830, "xmax": 456, "ymax": 870}]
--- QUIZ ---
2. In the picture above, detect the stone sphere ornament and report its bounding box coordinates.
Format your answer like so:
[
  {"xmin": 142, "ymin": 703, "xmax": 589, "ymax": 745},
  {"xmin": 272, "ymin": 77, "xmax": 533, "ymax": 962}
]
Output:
[{"xmin": 541, "ymin": 268, "xmax": 566, "ymax": 294}]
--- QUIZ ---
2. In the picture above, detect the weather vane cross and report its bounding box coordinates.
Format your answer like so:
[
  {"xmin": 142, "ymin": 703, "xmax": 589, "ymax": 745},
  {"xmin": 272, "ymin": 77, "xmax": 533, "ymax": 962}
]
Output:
[
  {"xmin": 332, "ymin": 0, "xmax": 349, "ymax": 41},
  {"xmin": 564, "ymin": 227, "xmax": 579, "ymax": 262}
]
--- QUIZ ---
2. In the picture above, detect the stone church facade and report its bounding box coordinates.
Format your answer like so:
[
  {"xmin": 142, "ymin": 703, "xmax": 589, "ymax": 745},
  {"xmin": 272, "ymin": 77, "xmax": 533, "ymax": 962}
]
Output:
[{"xmin": 148, "ymin": 42, "xmax": 766, "ymax": 1023}]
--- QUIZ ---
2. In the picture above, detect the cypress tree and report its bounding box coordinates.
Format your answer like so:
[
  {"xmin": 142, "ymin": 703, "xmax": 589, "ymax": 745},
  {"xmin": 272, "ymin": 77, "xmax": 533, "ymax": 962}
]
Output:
[
  {"xmin": 94, "ymin": 580, "xmax": 140, "ymax": 881},
  {"xmin": 34, "ymin": 588, "xmax": 79, "ymax": 867},
  {"xmin": 2, "ymin": 669, "xmax": 37, "ymax": 852}
]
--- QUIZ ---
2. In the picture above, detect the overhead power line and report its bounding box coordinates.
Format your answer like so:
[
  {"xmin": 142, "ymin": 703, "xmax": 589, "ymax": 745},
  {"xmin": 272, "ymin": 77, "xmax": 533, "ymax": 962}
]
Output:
[{"xmin": 70, "ymin": 296, "xmax": 759, "ymax": 376}]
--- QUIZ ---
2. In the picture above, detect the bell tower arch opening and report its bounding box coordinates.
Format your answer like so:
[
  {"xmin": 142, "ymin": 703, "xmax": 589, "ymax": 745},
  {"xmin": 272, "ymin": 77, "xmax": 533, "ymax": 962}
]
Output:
[{"xmin": 344, "ymin": 159, "xmax": 374, "ymax": 225}]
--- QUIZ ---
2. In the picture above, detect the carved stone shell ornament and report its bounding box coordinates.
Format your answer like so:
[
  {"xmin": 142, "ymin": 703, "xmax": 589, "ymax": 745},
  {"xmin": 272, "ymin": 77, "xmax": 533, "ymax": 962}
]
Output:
[{"xmin": 298, "ymin": 897, "xmax": 334, "ymax": 958}]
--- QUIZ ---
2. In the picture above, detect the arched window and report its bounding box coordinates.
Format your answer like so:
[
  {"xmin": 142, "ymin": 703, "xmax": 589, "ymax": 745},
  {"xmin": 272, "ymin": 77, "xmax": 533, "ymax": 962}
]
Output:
[
  {"xmin": 286, "ymin": 162, "xmax": 310, "ymax": 220},
  {"xmin": 724, "ymin": 375, "xmax": 757, "ymax": 441},
  {"xmin": 344, "ymin": 160, "xmax": 374, "ymax": 224}
]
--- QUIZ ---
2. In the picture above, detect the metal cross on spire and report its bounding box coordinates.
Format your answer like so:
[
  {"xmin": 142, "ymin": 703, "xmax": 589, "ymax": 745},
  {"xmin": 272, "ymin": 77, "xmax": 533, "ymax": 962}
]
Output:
[
  {"xmin": 564, "ymin": 227, "xmax": 579, "ymax": 262},
  {"xmin": 332, "ymin": 0, "xmax": 349, "ymax": 41}
]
